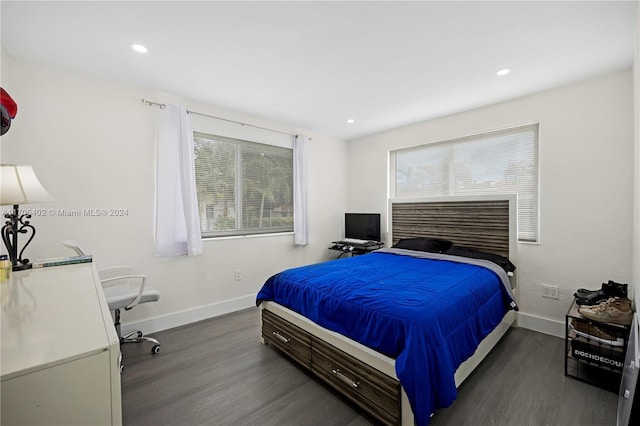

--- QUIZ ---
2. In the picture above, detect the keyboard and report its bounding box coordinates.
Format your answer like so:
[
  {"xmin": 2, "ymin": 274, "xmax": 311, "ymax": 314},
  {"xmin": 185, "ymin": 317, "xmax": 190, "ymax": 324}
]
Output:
[{"xmin": 340, "ymin": 238, "xmax": 370, "ymax": 244}]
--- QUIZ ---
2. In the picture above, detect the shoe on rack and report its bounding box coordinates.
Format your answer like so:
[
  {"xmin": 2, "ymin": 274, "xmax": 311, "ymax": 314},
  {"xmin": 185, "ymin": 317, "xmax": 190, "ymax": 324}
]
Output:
[
  {"xmin": 574, "ymin": 290, "xmax": 608, "ymax": 306},
  {"xmin": 571, "ymin": 320, "xmax": 625, "ymax": 346},
  {"xmin": 576, "ymin": 280, "xmax": 628, "ymax": 298},
  {"xmin": 574, "ymin": 280, "xmax": 629, "ymax": 305},
  {"xmin": 578, "ymin": 297, "xmax": 633, "ymax": 326},
  {"xmin": 605, "ymin": 280, "xmax": 629, "ymax": 297}
]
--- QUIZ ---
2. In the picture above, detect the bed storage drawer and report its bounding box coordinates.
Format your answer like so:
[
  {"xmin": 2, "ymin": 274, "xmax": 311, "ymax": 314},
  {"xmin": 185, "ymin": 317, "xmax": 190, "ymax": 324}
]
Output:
[
  {"xmin": 311, "ymin": 337, "xmax": 401, "ymax": 426},
  {"xmin": 262, "ymin": 310, "xmax": 312, "ymax": 368}
]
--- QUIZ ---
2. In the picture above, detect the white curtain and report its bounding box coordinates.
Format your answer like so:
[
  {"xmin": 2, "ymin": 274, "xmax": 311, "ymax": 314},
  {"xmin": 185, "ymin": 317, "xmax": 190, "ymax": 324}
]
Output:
[
  {"xmin": 293, "ymin": 134, "xmax": 309, "ymax": 246},
  {"xmin": 155, "ymin": 104, "xmax": 203, "ymax": 256}
]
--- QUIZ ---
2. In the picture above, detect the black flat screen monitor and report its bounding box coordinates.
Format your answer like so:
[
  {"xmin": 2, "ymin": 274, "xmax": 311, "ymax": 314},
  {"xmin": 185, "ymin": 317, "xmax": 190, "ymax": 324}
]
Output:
[{"xmin": 345, "ymin": 213, "xmax": 381, "ymax": 242}]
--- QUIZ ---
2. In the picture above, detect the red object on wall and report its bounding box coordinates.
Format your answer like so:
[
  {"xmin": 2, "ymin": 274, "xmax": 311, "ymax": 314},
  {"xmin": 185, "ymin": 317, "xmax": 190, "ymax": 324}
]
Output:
[
  {"xmin": 1, "ymin": 87, "xmax": 18, "ymax": 135},
  {"xmin": 1, "ymin": 88, "xmax": 18, "ymax": 118}
]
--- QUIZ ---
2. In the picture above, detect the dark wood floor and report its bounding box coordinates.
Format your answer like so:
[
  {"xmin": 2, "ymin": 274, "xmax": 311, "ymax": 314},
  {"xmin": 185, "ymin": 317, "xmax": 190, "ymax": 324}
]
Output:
[{"xmin": 121, "ymin": 308, "xmax": 617, "ymax": 426}]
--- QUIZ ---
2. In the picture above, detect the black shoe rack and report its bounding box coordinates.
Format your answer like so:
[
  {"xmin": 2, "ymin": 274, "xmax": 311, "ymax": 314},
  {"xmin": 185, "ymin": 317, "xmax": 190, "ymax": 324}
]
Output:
[{"xmin": 565, "ymin": 298, "xmax": 632, "ymax": 392}]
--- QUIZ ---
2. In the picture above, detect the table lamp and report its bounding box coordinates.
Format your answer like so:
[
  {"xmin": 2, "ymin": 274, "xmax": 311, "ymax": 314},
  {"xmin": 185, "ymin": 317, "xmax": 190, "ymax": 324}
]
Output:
[{"xmin": 1, "ymin": 164, "xmax": 53, "ymax": 271}]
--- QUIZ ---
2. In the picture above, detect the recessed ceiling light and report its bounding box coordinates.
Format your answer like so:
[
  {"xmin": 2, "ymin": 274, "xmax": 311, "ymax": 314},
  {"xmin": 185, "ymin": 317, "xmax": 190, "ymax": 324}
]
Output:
[
  {"xmin": 496, "ymin": 68, "xmax": 510, "ymax": 76},
  {"xmin": 131, "ymin": 44, "xmax": 148, "ymax": 54},
  {"xmin": 346, "ymin": 119, "xmax": 355, "ymax": 124}
]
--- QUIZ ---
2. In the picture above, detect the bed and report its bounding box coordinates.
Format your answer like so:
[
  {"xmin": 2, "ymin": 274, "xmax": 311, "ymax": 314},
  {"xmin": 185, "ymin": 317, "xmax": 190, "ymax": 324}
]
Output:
[{"xmin": 256, "ymin": 195, "xmax": 518, "ymax": 425}]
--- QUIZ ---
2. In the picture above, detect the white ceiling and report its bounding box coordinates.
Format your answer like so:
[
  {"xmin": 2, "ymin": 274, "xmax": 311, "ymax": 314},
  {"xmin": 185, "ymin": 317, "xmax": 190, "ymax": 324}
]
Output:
[{"xmin": 1, "ymin": 1, "xmax": 637, "ymax": 140}]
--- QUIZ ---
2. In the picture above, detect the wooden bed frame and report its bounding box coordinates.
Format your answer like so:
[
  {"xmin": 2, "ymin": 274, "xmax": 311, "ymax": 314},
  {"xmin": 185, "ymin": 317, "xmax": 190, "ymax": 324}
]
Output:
[{"xmin": 260, "ymin": 195, "xmax": 518, "ymax": 425}]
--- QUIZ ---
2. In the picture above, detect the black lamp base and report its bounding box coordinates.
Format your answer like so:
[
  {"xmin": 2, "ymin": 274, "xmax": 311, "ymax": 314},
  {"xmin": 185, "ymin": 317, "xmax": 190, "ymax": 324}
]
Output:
[
  {"xmin": 12, "ymin": 262, "xmax": 32, "ymax": 272},
  {"xmin": 2, "ymin": 204, "xmax": 36, "ymax": 273}
]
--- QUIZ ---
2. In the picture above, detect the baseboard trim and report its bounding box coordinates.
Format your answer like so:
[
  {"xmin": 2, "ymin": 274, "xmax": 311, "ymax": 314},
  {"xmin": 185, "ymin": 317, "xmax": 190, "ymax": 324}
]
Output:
[
  {"xmin": 122, "ymin": 297, "xmax": 567, "ymax": 341},
  {"xmin": 517, "ymin": 312, "xmax": 565, "ymax": 338},
  {"xmin": 121, "ymin": 294, "xmax": 256, "ymax": 336}
]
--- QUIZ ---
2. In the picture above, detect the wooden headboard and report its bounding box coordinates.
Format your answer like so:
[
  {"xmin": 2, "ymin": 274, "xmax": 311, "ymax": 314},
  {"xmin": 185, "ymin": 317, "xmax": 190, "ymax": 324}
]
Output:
[{"xmin": 389, "ymin": 195, "xmax": 517, "ymax": 260}]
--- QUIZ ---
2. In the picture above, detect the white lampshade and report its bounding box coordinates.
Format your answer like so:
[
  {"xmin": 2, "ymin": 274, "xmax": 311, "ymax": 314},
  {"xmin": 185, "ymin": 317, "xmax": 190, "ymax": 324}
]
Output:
[{"xmin": 1, "ymin": 164, "xmax": 53, "ymax": 206}]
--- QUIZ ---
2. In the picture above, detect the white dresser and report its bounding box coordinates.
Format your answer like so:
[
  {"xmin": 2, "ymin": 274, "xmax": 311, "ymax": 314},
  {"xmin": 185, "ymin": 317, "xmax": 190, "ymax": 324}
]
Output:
[{"xmin": 1, "ymin": 263, "xmax": 122, "ymax": 425}]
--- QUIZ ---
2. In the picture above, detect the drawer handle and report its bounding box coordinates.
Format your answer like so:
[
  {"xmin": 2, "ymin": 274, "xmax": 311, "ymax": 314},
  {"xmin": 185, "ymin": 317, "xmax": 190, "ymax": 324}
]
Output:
[
  {"xmin": 331, "ymin": 368, "xmax": 359, "ymax": 388},
  {"xmin": 272, "ymin": 331, "xmax": 291, "ymax": 344}
]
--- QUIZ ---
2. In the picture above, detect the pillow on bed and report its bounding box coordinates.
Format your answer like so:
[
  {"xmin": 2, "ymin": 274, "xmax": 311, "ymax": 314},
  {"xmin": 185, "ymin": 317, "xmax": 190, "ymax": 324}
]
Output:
[
  {"xmin": 391, "ymin": 237, "xmax": 453, "ymax": 253},
  {"xmin": 445, "ymin": 245, "xmax": 516, "ymax": 273}
]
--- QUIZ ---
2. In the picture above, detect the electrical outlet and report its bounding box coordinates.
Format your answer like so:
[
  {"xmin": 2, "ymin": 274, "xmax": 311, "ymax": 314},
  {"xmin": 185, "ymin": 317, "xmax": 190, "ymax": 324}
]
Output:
[
  {"xmin": 235, "ymin": 269, "xmax": 242, "ymax": 281},
  {"xmin": 542, "ymin": 284, "xmax": 559, "ymax": 300}
]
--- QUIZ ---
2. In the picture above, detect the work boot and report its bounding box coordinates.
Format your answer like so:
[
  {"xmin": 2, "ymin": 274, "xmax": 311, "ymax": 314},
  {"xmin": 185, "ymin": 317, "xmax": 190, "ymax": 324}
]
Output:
[{"xmin": 574, "ymin": 280, "xmax": 628, "ymax": 305}]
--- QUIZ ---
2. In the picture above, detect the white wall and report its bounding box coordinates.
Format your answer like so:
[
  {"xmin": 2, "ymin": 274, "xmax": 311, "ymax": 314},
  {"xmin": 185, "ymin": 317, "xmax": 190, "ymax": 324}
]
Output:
[
  {"xmin": 0, "ymin": 53, "xmax": 349, "ymax": 332},
  {"xmin": 1, "ymin": 51, "xmax": 636, "ymax": 339},
  {"xmin": 348, "ymin": 70, "xmax": 635, "ymax": 337}
]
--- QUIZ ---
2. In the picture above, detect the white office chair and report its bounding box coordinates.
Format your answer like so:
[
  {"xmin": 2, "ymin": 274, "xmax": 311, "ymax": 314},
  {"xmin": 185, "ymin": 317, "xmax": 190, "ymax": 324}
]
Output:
[
  {"xmin": 98, "ymin": 266, "xmax": 161, "ymax": 354},
  {"xmin": 62, "ymin": 241, "xmax": 161, "ymax": 356}
]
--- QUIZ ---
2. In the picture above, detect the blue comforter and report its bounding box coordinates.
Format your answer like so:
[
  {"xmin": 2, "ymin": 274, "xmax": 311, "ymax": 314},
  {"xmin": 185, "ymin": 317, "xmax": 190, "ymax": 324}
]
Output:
[{"xmin": 256, "ymin": 248, "xmax": 517, "ymax": 425}]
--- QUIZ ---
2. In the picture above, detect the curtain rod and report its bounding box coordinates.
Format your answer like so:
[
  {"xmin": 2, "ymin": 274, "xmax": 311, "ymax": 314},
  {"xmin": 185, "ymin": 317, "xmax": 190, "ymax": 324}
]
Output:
[
  {"xmin": 141, "ymin": 98, "xmax": 166, "ymax": 109},
  {"xmin": 141, "ymin": 98, "xmax": 297, "ymax": 138},
  {"xmin": 187, "ymin": 110, "xmax": 297, "ymax": 138}
]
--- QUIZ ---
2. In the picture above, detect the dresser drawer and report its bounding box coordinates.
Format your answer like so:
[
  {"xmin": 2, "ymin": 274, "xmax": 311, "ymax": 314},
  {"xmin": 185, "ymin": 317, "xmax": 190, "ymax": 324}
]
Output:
[
  {"xmin": 262, "ymin": 310, "xmax": 312, "ymax": 368},
  {"xmin": 311, "ymin": 337, "xmax": 400, "ymax": 425}
]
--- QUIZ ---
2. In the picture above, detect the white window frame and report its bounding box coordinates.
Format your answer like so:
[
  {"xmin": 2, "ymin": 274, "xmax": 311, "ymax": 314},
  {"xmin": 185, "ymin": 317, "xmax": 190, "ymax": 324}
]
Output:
[
  {"xmin": 191, "ymin": 114, "xmax": 294, "ymax": 239},
  {"xmin": 389, "ymin": 123, "xmax": 539, "ymax": 243}
]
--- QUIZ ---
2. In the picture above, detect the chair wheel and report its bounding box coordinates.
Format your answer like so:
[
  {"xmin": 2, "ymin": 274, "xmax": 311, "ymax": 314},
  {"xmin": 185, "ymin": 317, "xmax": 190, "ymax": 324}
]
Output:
[
  {"xmin": 137, "ymin": 331, "xmax": 144, "ymax": 338},
  {"xmin": 151, "ymin": 344, "xmax": 160, "ymax": 354}
]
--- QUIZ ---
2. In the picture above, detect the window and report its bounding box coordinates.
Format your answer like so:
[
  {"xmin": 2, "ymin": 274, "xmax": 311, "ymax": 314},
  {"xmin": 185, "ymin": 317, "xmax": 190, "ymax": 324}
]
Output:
[
  {"xmin": 391, "ymin": 123, "xmax": 539, "ymax": 242},
  {"xmin": 193, "ymin": 131, "xmax": 293, "ymax": 237}
]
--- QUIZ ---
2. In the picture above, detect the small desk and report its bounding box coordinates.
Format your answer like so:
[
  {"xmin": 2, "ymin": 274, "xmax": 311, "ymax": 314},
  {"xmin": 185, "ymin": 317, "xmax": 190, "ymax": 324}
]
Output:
[
  {"xmin": 329, "ymin": 241, "xmax": 384, "ymax": 258},
  {"xmin": 1, "ymin": 263, "xmax": 122, "ymax": 425}
]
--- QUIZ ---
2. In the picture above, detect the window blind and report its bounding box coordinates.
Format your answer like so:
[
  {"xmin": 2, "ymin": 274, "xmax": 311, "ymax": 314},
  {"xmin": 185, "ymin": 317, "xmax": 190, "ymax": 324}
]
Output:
[
  {"xmin": 393, "ymin": 123, "xmax": 539, "ymax": 242},
  {"xmin": 194, "ymin": 132, "xmax": 293, "ymax": 237}
]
